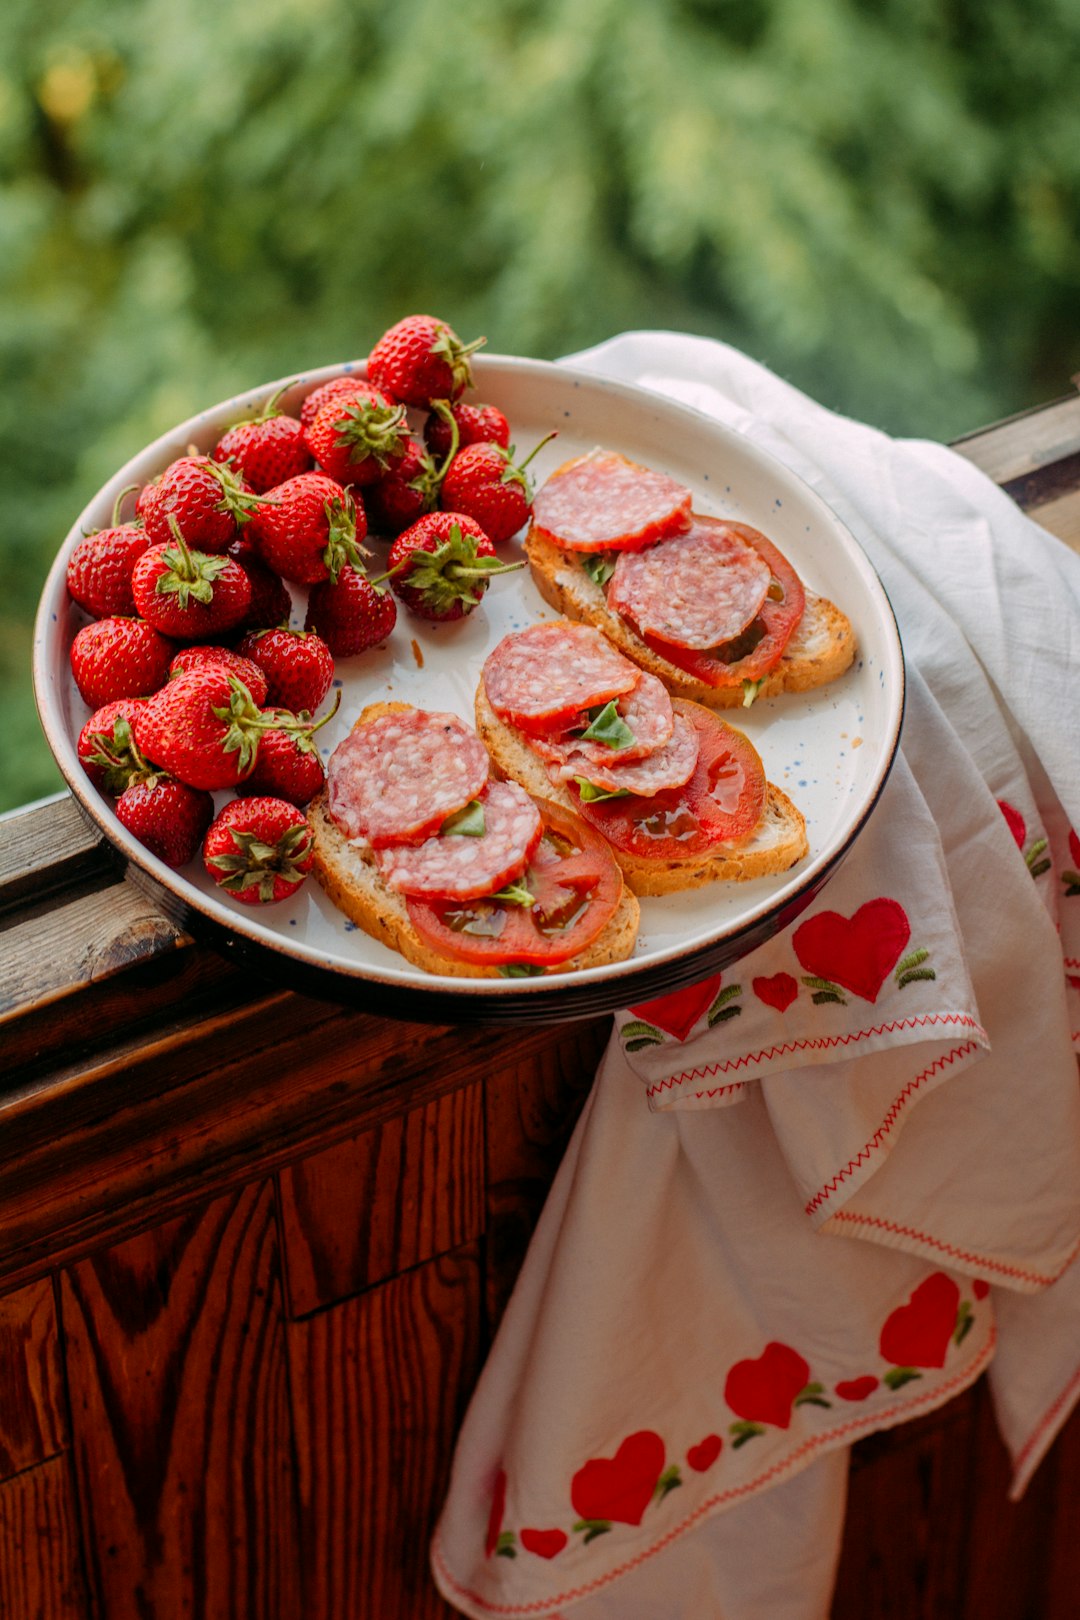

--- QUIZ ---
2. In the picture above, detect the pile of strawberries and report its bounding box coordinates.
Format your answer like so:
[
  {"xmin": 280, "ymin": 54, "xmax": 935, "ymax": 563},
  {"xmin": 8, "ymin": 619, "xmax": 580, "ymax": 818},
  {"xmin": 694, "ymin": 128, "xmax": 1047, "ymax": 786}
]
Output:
[{"xmin": 66, "ymin": 313, "xmax": 542, "ymax": 901}]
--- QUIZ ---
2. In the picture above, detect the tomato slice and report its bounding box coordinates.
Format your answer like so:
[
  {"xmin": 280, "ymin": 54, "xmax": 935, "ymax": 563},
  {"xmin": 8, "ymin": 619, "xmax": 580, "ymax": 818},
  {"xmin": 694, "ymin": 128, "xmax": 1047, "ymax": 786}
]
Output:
[
  {"xmin": 641, "ymin": 522, "xmax": 805, "ymax": 688},
  {"xmin": 567, "ymin": 702, "xmax": 766, "ymax": 860},
  {"xmin": 406, "ymin": 800, "xmax": 623, "ymax": 968}
]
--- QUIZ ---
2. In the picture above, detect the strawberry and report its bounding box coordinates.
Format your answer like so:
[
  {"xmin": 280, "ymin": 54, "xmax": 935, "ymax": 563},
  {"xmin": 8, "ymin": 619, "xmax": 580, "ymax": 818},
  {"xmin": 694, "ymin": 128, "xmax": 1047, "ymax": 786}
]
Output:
[
  {"xmin": 116, "ymin": 776, "xmax": 214, "ymax": 868},
  {"xmin": 66, "ymin": 487, "xmax": 148, "ymax": 619},
  {"xmin": 137, "ymin": 455, "xmax": 267, "ymax": 553},
  {"xmin": 299, "ymin": 374, "xmax": 371, "ymax": 431},
  {"xmin": 368, "ymin": 314, "xmax": 484, "ymax": 408},
  {"xmin": 131, "ymin": 522, "xmax": 251, "ymax": 640},
  {"xmin": 304, "ymin": 385, "xmax": 408, "ymax": 487},
  {"xmin": 440, "ymin": 434, "xmax": 553, "ymax": 544},
  {"xmin": 77, "ymin": 698, "xmax": 148, "ymax": 792},
  {"xmin": 225, "ymin": 535, "xmax": 294, "ymax": 630},
  {"xmin": 168, "ymin": 645, "xmax": 270, "ymax": 706},
  {"xmin": 71, "ymin": 616, "xmax": 176, "ymax": 708},
  {"xmin": 203, "ymin": 795, "xmax": 315, "ymax": 904},
  {"xmin": 133, "ymin": 668, "xmax": 273, "ymax": 790},
  {"xmin": 212, "ymin": 384, "xmax": 311, "ymax": 493},
  {"xmin": 304, "ymin": 564, "xmax": 397, "ymax": 656},
  {"xmin": 239, "ymin": 700, "xmax": 339, "ymax": 806},
  {"xmin": 386, "ymin": 511, "xmax": 523, "ymax": 622},
  {"xmin": 423, "ymin": 400, "xmax": 510, "ymax": 460},
  {"xmin": 364, "ymin": 435, "xmax": 444, "ymax": 536},
  {"xmin": 250, "ymin": 473, "xmax": 369, "ymax": 585},
  {"xmin": 236, "ymin": 625, "xmax": 335, "ymax": 712}
]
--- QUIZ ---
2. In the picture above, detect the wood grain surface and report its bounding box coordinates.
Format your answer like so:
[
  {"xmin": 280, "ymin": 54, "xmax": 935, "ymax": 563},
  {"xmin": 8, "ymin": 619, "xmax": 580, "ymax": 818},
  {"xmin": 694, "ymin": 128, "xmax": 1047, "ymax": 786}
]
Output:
[
  {"xmin": 0, "ymin": 1279, "xmax": 66, "ymax": 1481},
  {"xmin": 0, "ymin": 1456, "xmax": 86, "ymax": 1620}
]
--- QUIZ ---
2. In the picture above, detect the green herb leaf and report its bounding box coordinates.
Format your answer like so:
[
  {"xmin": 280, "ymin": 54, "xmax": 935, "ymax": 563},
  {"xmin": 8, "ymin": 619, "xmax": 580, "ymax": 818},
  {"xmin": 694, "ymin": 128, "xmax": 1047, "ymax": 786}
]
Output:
[
  {"xmin": 582, "ymin": 553, "xmax": 617, "ymax": 588},
  {"xmin": 573, "ymin": 776, "xmax": 631, "ymax": 803},
  {"xmin": 742, "ymin": 677, "xmax": 766, "ymax": 707},
  {"xmin": 488, "ymin": 880, "xmax": 535, "ymax": 907},
  {"xmin": 580, "ymin": 700, "xmax": 635, "ymax": 750},
  {"xmin": 441, "ymin": 799, "xmax": 485, "ymax": 837},
  {"xmin": 497, "ymin": 962, "xmax": 547, "ymax": 978}
]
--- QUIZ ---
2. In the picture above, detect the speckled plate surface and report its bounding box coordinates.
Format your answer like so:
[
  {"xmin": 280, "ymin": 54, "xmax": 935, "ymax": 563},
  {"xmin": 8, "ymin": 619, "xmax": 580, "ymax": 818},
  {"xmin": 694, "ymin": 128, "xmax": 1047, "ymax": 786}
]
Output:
[{"xmin": 34, "ymin": 354, "xmax": 904, "ymax": 1024}]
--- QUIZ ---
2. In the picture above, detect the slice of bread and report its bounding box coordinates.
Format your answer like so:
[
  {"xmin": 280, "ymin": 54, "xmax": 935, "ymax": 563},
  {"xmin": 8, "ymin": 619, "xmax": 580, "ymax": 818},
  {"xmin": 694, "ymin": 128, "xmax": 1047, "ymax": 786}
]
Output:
[
  {"xmin": 475, "ymin": 684, "xmax": 809, "ymax": 896},
  {"xmin": 525, "ymin": 526, "xmax": 856, "ymax": 708},
  {"xmin": 309, "ymin": 703, "xmax": 640, "ymax": 977}
]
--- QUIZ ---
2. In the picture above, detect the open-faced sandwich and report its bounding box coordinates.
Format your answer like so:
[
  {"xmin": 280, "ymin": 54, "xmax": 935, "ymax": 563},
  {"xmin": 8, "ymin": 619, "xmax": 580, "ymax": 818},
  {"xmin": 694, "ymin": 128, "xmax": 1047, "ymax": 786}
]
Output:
[
  {"xmin": 475, "ymin": 621, "xmax": 808, "ymax": 896},
  {"xmin": 309, "ymin": 703, "xmax": 639, "ymax": 976},
  {"xmin": 525, "ymin": 449, "xmax": 856, "ymax": 708}
]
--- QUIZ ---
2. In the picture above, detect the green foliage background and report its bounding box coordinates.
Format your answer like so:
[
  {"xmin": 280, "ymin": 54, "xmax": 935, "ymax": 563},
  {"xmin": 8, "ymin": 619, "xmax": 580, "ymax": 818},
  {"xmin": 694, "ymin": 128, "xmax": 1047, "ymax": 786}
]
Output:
[{"xmin": 3, "ymin": 0, "xmax": 1079, "ymax": 811}]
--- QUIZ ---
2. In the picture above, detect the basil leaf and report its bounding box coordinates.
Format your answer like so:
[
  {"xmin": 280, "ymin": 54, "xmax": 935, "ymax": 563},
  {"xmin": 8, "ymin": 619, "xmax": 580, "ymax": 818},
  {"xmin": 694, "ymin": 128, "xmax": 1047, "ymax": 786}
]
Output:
[
  {"xmin": 581, "ymin": 553, "xmax": 616, "ymax": 588},
  {"xmin": 580, "ymin": 700, "xmax": 635, "ymax": 750},
  {"xmin": 498, "ymin": 962, "xmax": 547, "ymax": 978},
  {"xmin": 573, "ymin": 776, "xmax": 631, "ymax": 803},
  {"xmin": 441, "ymin": 799, "xmax": 485, "ymax": 837}
]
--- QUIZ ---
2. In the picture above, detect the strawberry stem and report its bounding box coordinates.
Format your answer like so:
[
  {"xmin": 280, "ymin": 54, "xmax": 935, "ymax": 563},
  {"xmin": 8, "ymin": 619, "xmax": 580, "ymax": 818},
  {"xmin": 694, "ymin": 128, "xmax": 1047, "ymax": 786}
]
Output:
[{"xmin": 111, "ymin": 483, "xmax": 139, "ymax": 527}]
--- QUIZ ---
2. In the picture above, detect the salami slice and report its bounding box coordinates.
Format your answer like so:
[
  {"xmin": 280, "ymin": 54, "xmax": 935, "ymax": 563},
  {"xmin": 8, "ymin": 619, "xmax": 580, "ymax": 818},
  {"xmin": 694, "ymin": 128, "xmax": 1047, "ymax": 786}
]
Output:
[
  {"xmin": 530, "ymin": 670, "xmax": 675, "ymax": 768},
  {"xmin": 559, "ymin": 710, "xmax": 700, "ymax": 796},
  {"xmin": 531, "ymin": 450, "xmax": 693, "ymax": 553},
  {"xmin": 483, "ymin": 622, "xmax": 640, "ymax": 737},
  {"xmin": 376, "ymin": 781, "xmax": 543, "ymax": 900},
  {"xmin": 327, "ymin": 709, "xmax": 489, "ymax": 848},
  {"xmin": 607, "ymin": 518, "xmax": 771, "ymax": 649}
]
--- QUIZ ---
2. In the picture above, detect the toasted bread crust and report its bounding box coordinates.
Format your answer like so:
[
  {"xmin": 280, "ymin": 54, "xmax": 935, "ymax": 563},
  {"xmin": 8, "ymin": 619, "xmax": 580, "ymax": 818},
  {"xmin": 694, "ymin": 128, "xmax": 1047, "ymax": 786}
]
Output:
[
  {"xmin": 525, "ymin": 526, "xmax": 856, "ymax": 708},
  {"xmin": 310, "ymin": 706, "xmax": 640, "ymax": 976},
  {"xmin": 474, "ymin": 683, "xmax": 808, "ymax": 895}
]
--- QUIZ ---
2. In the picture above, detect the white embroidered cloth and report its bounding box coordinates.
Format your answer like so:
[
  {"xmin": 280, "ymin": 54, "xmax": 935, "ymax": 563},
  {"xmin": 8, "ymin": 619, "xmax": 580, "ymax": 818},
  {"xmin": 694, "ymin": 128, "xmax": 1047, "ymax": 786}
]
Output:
[{"xmin": 431, "ymin": 335, "xmax": 1080, "ymax": 1619}]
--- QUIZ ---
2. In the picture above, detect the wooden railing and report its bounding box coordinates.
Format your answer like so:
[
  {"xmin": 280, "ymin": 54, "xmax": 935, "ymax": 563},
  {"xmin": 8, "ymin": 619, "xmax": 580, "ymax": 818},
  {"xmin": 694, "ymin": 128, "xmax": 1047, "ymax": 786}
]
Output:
[{"xmin": 2, "ymin": 391, "xmax": 1079, "ymax": 1618}]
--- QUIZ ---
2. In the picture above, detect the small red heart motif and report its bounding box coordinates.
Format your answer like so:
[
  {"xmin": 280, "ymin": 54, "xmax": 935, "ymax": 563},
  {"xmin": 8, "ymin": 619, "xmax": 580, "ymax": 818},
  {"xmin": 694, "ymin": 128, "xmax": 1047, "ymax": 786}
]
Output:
[
  {"xmin": 520, "ymin": 1528, "xmax": 568, "ymax": 1559},
  {"xmin": 686, "ymin": 1434, "xmax": 723, "ymax": 1471},
  {"xmin": 571, "ymin": 1431, "xmax": 666, "ymax": 1526},
  {"xmin": 879, "ymin": 1273, "xmax": 960, "ymax": 1369},
  {"xmin": 753, "ymin": 972, "xmax": 798, "ymax": 1012},
  {"xmin": 834, "ymin": 1376, "xmax": 879, "ymax": 1402},
  {"xmin": 725, "ymin": 1342, "xmax": 810, "ymax": 1431},
  {"xmin": 629, "ymin": 974, "xmax": 723, "ymax": 1042},
  {"xmin": 793, "ymin": 898, "xmax": 911, "ymax": 1003},
  {"xmin": 973, "ymin": 1279, "xmax": 990, "ymax": 1300},
  {"xmin": 997, "ymin": 800, "xmax": 1026, "ymax": 849},
  {"xmin": 1070, "ymin": 828, "xmax": 1080, "ymax": 868},
  {"xmin": 485, "ymin": 1468, "xmax": 507, "ymax": 1558}
]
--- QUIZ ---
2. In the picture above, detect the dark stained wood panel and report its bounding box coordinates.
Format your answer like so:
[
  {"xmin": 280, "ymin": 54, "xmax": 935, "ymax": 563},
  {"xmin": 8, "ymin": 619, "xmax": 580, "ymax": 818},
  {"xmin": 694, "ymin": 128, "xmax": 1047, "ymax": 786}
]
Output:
[
  {"xmin": 483, "ymin": 1020, "xmax": 607, "ymax": 1328},
  {"xmin": 60, "ymin": 1182, "xmax": 301, "ymax": 1620},
  {"xmin": 0, "ymin": 1455, "xmax": 87, "ymax": 1619},
  {"xmin": 279, "ymin": 1082, "xmax": 485, "ymax": 1316},
  {"xmin": 0, "ymin": 1278, "xmax": 67, "ymax": 1482},
  {"xmin": 0, "ymin": 794, "xmax": 113, "ymax": 917},
  {"xmin": 288, "ymin": 1244, "xmax": 483, "ymax": 1619}
]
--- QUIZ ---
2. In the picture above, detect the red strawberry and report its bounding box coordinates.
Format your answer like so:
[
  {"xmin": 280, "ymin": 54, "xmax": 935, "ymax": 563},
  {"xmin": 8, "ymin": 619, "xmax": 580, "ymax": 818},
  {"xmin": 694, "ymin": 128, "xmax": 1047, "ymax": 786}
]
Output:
[
  {"xmin": 424, "ymin": 400, "xmax": 510, "ymax": 460},
  {"xmin": 440, "ymin": 434, "xmax": 553, "ymax": 544},
  {"xmin": 131, "ymin": 525, "xmax": 251, "ymax": 640},
  {"xmin": 240, "ymin": 702, "xmax": 338, "ymax": 806},
  {"xmin": 70, "ymin": 617, "xmax": 176, "ymax": 708},
  {"xmin": 168, "ymin": 645, "xmax": 269, "ymax": 706},
  {"xmin": 137, "ymin": 455, "xmax": 267, "ymax": 553},
  {"xmin": 305, "ymin": 565, "xmax": 397, "ymax": 656},
  {"xmin": 225, "ymin": 536, "xmax": 294, "ymax": 630},
  {"xmin": 299, "ymin": 374, "xmax": 372, "ymax": 431},
  {"xmin": 133, "ymin": 668, "xmax": 272, "ymax": 790},
  {"xmin": 304, "ymin": 386, "xmax": 408, "ymax": 487},
  {"xmin": 368, "ymin": 314, "xmax": 484, "ymax": 407},
  {"xmin": 66, "ymin": 487, "xmax": 148, "ymax": 619},
  {"xmin": 116, "ymin": 776, "xmax": 214, "ymax": 868},
  {"xmin": 212, "ymin": 384, "xmax": 311, "ymax": 493},
  {"xmin": 77, "ymin": 698, "xmax": 148, "ymax": 792},
  {"xmin": 364, "ymin": 435, "xmax": 444, "ymax": 536},
  {"xmin": 386, "ymin": 511, "xmax": 522, "ymax": 622},
  {"xmin": 203, "ymin": 795, "xmax": 315, "ymax": 904},
  {"xmin": 250, "ymin": 473, "xmax": 368, "ymax": 585},
  {"xmin": 236, "ymin": 625, "xmax": 334, "ymax": 713}
]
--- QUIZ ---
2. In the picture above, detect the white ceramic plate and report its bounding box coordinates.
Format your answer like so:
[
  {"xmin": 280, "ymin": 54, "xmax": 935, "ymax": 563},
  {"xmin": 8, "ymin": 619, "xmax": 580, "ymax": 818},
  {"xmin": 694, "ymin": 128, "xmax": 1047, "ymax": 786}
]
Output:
[{"xmin": 34, "ymin": 355, "xmax": 904, "ymax": 1023}]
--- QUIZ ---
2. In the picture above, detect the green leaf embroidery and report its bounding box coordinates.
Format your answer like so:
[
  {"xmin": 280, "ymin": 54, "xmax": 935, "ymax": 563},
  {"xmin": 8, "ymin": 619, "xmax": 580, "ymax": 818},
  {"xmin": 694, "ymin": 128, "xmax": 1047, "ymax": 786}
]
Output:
[
  {"xmin": 801, "ymin": 974, "xmax": 844, "ymax": 994},
  {"xmin": 1024, "ymin": 837, "xmax": 1048, "ymax": 870},
  {"xmin": 1062, "ymin": 870, "xmax": 1080, "ymax": 896},
  {"xmin": 953, "ymin": 1300, "xmax": 974, "ymax": 1346},
  {"xmin": 572, "ymin": 1518, "xmax": 612, "ymax": 1544},
  {"xmin": 811, "ymin": 990, "xmax": 846, "ymax": 1005},
  {"xmin": 895, "ymin": 948, "xmax": 929, "ymax": 975},
  {"xmin": 655, "ymin": 1465, "xmax": 682, "ymax": 1500},
  {"xmin": 708, "ymin": 1004, "xmax": 742, "ymax": 1024},
  {"xmin": 620, "ymin": 1019, "xmax": 665, "ymax": 1041},
  {"xmin": 1028, "ymin": 858, "xmax": 1051, "ymax": 878},
  {"xmin": 897, "ymin": 967, "xmax": 937, "ymax": 988},
  {"xmin": 496, "ymin": 1531, "xmax": 517, "ymax": 1558},
  {"xmin": 624, "ymin": 1036, "xmax": 665, "ymax": 1052},
  {"xmin": 883, "ymin": 1366, "xmax": 922, "ymax": 1390},
  {"xmin": 441, "ymin": 799, "xmax": 485, "ymax": 837},
  {"xmin": 794, "ymin": 1381, "xmax": 832, "ymax": 1409},
  {"xmin": 729, "ymin": 1420, "xmax": 766, "ymax": 1448}
]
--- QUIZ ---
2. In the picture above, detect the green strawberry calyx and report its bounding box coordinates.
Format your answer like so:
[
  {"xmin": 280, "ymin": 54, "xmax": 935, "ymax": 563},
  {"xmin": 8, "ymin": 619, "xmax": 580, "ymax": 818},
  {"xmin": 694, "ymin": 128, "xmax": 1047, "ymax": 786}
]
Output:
[
  {"xmin": 497, "ymin": 431, "xmax": 558, "ymax": 496},
  {"xmin": 388, "ymin": 523, "xmax": 524, "ymax": 614},
  {"xmin": 207, "ymin": 820, "xmax": 314, "ymax": 901},
  {"xmin": 212, "ymin": 683, "xmax": 341, "ymax": 774},
  {"xmin": 430, "ymin": 328, "xmax": 485, "ymax": 396},
  {"xmin": 260, "ymin": 691, "xmax": 342, "ymax": 756},
  {"xmin": 332, "ymin": 398, "xmax": 409, "ymax": 471},
  {"xmin": 160, "ymin": 517, "xmax": 232, "ymax": 607},
  {"xmin": 206, "ymin": 457, "xmax": 279, "ymax": 525},
  {"xmin": 83, "ymin": 712, "xmax": 151, "ymax": 795},
  {"xmin": 321, "ymin": 493, "xmax": 372, "ymax": 584}
]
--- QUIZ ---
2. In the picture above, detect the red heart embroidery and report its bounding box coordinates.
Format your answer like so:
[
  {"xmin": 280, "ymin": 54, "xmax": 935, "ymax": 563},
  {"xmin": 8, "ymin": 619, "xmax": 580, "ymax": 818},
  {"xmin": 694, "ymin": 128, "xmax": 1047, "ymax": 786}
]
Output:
[
  {"xmin": 686, "ymin": 1434, "xmax": 723, "ymax": 1471},
  {"xmin": 485, "ymin": 1468, "xmax": 507, "ymax": 1558},
  {"xmin": 725, "ymin": 1343, "xmax": 810, "ymax": 1431},
  {"xmin": 834, "ymin": 1376, "xmax": 879, "ymax": 1402},
  {"xmin": 753, "ymin": 972, "xmax": 798, "ymax": 1012},
  {"xmin": 571, "ymin": 1431, "xmax": 666, "ymax": 1526},
  {"xmin": 629, "ymin": 974, "xmax": 723, "ymax": 1042},
  {"xmin": 879, "ymin": 1273, "xmax": 960, "ymax": 1369},
  {"xmin": 520, "ymin": 1528, "xmax": 568, "ymax": 1559},
  {"xmin": 997, "ymin": 800, "xmax": 1026, "ymax": 850},
  {"xmin": 1070, "ymin": 829, "xmax": 1080, "ymax": 868},
  {"xmin": 973, "ymin": 1279, "xmax": 990, "ymax": 1300},
  {"xmin": 793, "ymin": 898, "xmax": 911, "ymax": 1003}
]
